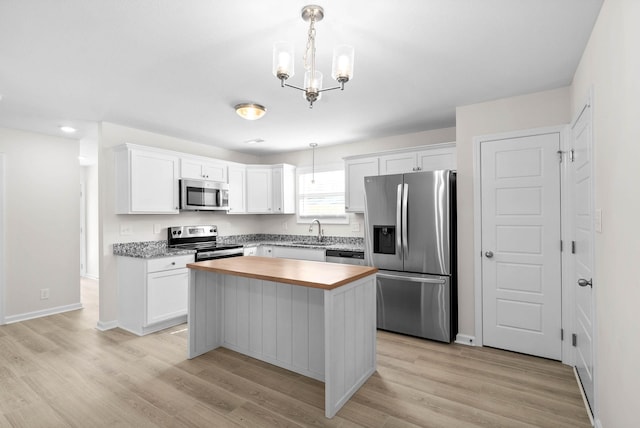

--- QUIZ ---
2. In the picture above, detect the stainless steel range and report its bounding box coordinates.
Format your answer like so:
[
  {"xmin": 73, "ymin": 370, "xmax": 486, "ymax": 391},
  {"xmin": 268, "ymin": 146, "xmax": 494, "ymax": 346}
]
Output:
[{"xmin": 167, "ymin": 225, "xmax": 243, "ymax": 261}]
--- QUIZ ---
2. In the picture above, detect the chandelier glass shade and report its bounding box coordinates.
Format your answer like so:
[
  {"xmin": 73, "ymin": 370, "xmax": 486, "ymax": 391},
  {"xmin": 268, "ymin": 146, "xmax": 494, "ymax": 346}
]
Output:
[{"xmin": 272, "ymin": 5, "xmax": 354, "ymax": 108}]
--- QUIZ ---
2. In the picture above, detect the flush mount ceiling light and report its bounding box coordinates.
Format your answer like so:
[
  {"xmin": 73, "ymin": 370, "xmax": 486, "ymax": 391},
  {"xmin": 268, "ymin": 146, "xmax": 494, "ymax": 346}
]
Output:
[
  {"xmin": 59, "ymin": 126, "xmax": 77, "ymax": 133},
  {"xmin": 234, "ymin": 103, "xmax": 267, "ymax": 120},
  {"xmin": 273, "ymin": 4, "xmax": 354, "ymax": 108}
]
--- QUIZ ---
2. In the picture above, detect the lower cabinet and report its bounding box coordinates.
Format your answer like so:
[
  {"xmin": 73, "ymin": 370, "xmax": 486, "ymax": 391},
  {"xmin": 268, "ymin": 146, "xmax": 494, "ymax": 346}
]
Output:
[
  {"xmin": 272, "ymin": 246, "xmax": 325, "ymax": 261},
  {"xmin": 117, "ymin": 254, "xmax": 194, "ymax": 336}
]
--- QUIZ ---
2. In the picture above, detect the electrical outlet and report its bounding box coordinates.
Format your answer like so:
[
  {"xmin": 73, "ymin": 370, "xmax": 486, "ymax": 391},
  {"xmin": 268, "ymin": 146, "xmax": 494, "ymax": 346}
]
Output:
[
  {"xmin": 153, "ymin": 223, "xmax": 162, "ymax": 234},
  {"xmin": 40, "ymin": 288, "xmax": 50, "ymax": 300},
  {"xmin": 282, "ymin": 221, "xmax": 288, "ymax": 231},
  {"xmin": 351, "ymin": 222, "xmax": 360, "ymax": 232},
  {"xmin": 120, "ymin": 224, "xmax": 133, "ymax": 236}
]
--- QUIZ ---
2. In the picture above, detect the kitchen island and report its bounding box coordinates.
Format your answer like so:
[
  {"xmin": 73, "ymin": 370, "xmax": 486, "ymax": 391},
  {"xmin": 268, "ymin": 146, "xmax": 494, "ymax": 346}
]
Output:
[{"xmin": 187, "ymin": 256, "xmax": 378, "ymax": 418}]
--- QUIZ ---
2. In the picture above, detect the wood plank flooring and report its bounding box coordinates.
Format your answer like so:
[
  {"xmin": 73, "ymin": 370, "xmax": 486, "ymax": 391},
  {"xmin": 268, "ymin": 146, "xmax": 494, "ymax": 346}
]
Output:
[{"xmin": 0, "ymin": 278, "xmax": 591, "ymax": 427}]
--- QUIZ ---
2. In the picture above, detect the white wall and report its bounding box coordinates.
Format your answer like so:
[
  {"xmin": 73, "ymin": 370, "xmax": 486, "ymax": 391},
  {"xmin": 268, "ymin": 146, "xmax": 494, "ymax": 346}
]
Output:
[
  {"xmin": 84, "ymin": 164, "xmax": 99, "ymax": 279},
  {"xmin": 570, "ymin": 0, "xmax": 640, "ymax": 426},
  {"xmin": 0, "ymin": 127, "xmax": 80, "ymax": 321},
  {"xmin": 455, "ymin": 87, "xmax": 571, "ymax": 336}
]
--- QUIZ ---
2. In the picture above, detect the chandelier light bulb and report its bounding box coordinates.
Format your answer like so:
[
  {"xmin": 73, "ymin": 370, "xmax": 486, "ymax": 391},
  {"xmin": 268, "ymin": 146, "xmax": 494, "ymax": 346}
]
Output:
[{"xmin": 273, "ymin": 42, "xmax": 295, "ymax": 81}]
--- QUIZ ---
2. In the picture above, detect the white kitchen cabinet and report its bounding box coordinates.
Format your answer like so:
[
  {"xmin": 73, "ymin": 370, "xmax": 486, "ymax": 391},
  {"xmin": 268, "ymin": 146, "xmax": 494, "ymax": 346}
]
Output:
[
  {"xmin": 117, "ymin": 254, "xmax": 193, "ymax": 336},
  {"xmin": 246, "ymin": 164, "xmax": 295, "ymax": 214},
  {"xmin": 228, "ymin": 163, "xmax": 247, "ymax": 214},
  {"xmin": 379, "ymin": 143, "xmax": 457, "ymax": 175},
  {"xmin": 259, "ymin": 246, "xmax": 274, "ymax": 257},
  {"xmin": 243, "ymin": 246, "xmax": 258, "ymax": 256},
  {"xmin": 114, "ymin": 144, "xmax": 180, "ymax": 214},
  {"xmin": 272, "ymin": 246, "xmax": 325, "ymax": 261},
  {"xmin": 180, "ymin": 156, "xmax": 227, "ymax": 182},
  {"xmin": 344, "ymin": 156, "xmax": 379, "ymax": 213}
]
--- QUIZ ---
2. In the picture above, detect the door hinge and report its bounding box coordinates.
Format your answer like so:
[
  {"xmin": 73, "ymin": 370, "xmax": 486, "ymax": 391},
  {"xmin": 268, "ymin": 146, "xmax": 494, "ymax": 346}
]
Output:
[
  {"xmin": 571, "ymin": 241, "xmax": 576, "ymax": 254},
  {"xmin": 572, "ymin": 333, "xmax": 577, "ymax": 347},
  {"xmin": 560, "ymin": 240, "xmax": 563, "ymax": 252},
  {"xmin": 561, "ymin": 328, "xmax": 564, "ymax": 340},
  {"xmin": 557, "ymin": 150, "xmax": 564, "ymax": 163},
  {"xmin": 570, "ymin": 149, "xmax": 575, "ymax": 162}
]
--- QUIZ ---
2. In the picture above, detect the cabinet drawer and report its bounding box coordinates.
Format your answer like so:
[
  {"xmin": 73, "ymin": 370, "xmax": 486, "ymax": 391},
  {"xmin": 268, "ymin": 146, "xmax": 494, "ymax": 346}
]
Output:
[{"xmin": 147, "ymin": 254, "xmax": 194, "ymax": 273}]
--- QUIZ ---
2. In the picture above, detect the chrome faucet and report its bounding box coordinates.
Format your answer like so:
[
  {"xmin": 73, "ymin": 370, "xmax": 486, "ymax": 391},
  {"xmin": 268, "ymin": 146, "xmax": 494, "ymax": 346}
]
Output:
[{"xmin": 309, "ymin": 219, "xmax": 324, "ymax": 242}]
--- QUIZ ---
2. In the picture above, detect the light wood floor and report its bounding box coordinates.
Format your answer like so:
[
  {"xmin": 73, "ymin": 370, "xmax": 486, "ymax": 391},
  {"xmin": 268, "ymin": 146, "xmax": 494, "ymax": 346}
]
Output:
[{"xmin": 0, "ymin": 278, "xmax": 591, "ymax": 427}]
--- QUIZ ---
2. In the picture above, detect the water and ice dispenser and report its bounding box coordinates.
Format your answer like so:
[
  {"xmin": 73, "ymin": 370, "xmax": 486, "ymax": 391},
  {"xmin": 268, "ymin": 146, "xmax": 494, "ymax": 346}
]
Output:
[{"xmin": 373, "ymin": 226, "xmax": 396, "ymax": 255}]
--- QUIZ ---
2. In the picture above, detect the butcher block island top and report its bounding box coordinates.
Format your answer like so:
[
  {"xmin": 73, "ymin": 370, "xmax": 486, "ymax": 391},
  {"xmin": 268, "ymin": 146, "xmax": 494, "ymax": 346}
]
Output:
[{"xmin": 187, "ymin": 256, "xmax": 377, "ymax": 290}]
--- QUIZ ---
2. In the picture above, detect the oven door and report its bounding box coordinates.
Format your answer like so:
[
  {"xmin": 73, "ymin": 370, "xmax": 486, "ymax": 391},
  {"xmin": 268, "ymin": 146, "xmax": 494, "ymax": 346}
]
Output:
[
  {"xmin": 196, "ymin": 248, "xmax": 243, "ymax": 261},
  {"xmin": 180, "ymin": 179, "xmax": 229, "ymax": 211}
]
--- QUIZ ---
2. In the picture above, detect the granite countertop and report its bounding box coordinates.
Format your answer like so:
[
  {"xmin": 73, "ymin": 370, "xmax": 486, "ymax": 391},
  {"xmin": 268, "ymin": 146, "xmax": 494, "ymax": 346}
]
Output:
[
  {"xmin": 113, "ymin": 241, "xmax": 195, "ymax": 259},
  {"xmin": 113, "ymin": 234, "xmax": 364, "ymax": 259}
]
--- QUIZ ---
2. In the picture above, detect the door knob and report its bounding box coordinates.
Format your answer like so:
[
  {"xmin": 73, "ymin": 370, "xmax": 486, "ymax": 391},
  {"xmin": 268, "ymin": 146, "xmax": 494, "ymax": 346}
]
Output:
[
  {"xmin": 485, "ymin": 251, "xmax": 494, "ymax": 258},
  {"xmin": 577, "ymin": 278, "xmax": 592, "ymax": 287}
]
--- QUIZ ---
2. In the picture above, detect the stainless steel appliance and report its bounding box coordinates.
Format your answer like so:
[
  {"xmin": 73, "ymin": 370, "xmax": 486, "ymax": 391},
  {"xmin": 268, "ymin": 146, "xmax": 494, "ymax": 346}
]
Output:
[
  {"xmin": 167, "ymin": 225, "xmax": 243, "ymax": 261},
  {"xmin": 179, "ymin": 179, "xmax": 229, "ymax": 211},
  {"xmin": 364, "ymin": 170, "xmax": 457, "ymax": 342},
  {"xmin": 326, "ymin": 249, "xmax": 365, "ymax": 266}
]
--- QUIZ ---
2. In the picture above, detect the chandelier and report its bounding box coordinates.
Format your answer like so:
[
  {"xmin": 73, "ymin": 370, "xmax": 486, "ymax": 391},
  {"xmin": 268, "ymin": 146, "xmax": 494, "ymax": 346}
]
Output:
[{"xmin": 272, "ymin": 5, "xmax": 354, "ymax": 108}]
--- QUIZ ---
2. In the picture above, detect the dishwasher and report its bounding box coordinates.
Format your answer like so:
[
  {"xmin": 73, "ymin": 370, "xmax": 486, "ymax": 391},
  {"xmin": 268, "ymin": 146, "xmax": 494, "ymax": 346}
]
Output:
[{"xmin": 325, "ymin": 249, "xmax": 365, "ymax": 265}]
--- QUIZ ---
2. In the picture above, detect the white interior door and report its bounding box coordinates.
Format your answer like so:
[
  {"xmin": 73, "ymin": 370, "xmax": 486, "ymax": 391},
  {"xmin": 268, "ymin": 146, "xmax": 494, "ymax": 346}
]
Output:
[
  {"xmin": 481, "ymin": 133, "xmax": 562, "ymax": 360},
  {"xmin": 572, "ymin": 102, "xmax": 595, "ymax": 412}
]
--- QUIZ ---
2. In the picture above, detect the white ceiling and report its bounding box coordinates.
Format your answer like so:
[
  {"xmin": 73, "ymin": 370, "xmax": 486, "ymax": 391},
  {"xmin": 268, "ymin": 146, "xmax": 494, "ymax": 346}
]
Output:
[{"xmin": 0, "ymin": 0, "xmax": 602, "ymax": 155}]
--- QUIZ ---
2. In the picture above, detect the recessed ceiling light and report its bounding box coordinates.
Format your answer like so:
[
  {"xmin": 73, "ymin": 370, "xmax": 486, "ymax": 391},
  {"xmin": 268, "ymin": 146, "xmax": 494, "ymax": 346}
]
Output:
[{"xmin": 60, "ymin": 126, "xmax": 77, "ymax": 133}]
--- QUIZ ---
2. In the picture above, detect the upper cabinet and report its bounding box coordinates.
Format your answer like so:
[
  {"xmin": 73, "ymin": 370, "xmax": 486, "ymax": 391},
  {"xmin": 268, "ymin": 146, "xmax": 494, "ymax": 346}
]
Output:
[
  {"xmin": 246, "ymin": 164, "xmax": 295, "ymax": 214},
  {"xmin": 344, "ymin": 143, "xmax": 456, "ymax": 213},
  {"xmin": 114, "ymin": 144, "xmax": 179, "ymax": 214},
  {"xmin": 344, "ymin": 156, "xmax": 379, "ymax": 213},
  {"xmin": 379, "ymin": 144, "xmax": 457, "ymax": 175},
  {"xmin": 227, "ymin": 163, "xmax": 247, "ymax": 214},
  {"xmin": 180, "ymin": 156, "xmax": 227, "ymax": 182}
]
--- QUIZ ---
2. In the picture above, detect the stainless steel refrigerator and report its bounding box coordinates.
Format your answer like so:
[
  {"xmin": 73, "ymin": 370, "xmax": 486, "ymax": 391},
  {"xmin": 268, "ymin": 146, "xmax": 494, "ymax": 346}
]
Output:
[{"xmin": 364, "ymin": 170, "xmax": 457, "ymax": 342}]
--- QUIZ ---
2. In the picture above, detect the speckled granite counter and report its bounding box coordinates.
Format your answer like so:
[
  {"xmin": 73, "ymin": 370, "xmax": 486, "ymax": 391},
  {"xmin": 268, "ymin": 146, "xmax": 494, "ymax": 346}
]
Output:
[
  {"xmin": 113, "ymin": 241, "xmax": 195, "ymax": 258},
  {"xmin": 113, "ymin": 235, "xmax": 364, "ymax": 259},
  {"xmin": 220, "ymin": 234, "xmax": 364, "ymax": 252}
]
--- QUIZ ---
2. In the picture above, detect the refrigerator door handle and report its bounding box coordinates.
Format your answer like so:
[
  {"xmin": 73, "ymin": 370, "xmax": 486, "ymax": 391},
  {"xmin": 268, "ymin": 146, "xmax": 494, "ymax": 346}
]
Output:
[
  {"xmin": 376, "ymin": 272, "xmax": 446, "ymax": 284},
  {"xmin": 396, "ymin": 184, "xmax": 403, "ymax": 259},
  {"xmin": 402, "ymin": 183, "xmax": 409, "ymax": 256}
]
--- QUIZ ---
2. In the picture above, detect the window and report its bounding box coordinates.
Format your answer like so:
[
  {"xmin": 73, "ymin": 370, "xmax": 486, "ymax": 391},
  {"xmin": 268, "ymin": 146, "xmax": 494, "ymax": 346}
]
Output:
[{"xmin": 297, "ymin": 165, "xmax": 348, "ymax": 224}]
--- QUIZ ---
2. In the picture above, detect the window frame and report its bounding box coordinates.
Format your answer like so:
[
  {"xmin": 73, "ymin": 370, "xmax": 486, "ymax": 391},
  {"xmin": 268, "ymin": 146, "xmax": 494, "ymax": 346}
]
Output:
[{"xmin": 295, "ymin": 163, "xmax": 348, "ymax": 225}]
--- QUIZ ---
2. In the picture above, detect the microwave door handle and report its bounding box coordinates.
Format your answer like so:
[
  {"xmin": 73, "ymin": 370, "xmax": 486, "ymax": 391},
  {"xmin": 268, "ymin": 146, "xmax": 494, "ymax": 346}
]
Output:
[
  {"xmin": 216, "ymin": 189, "xmax": 222, "ymax": 207},
  {"xmin": 402, "ymin": 183, "xmax": 409, "ymax": 256},
  {"xmin": 396, "ymin": 184, "xmax": 402, "ymax": 259}
]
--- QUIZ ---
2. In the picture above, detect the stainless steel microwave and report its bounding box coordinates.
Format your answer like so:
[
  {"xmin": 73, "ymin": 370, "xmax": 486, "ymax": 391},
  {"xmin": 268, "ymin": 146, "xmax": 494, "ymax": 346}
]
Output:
[{"xmin": 179, "ymin": 179, "xmax": 229, "ymax": 211}]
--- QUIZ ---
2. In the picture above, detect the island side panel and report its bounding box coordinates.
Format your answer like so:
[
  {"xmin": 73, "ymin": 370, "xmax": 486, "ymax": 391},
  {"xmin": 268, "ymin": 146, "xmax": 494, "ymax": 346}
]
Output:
[
  {"xmin": 220, "ymin": 275, "xmax": 325, "ymax": 382},
  {"xmin": 324, "ymin": 274, "xmax": 377, "ymax": 418},
  {"xmin": 188, "ymin": 270, "xmax": 223, "ymax": 359}
]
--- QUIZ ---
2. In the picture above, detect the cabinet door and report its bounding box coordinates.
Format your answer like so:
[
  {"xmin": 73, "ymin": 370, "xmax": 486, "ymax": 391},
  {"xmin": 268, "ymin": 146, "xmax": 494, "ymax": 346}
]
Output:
[
  {"xmin": 272, "ymin": 167, "xmax": 284, "ymax": 213},
  {"xmin": 202, "ymin": 162, "xmax": 227, "ymax": 182},
  {"xmin": 416, "ymin": 146, "xmax": 457, "ymax": 171},
  {"xmin": 246, "ymin": 167, "xmax": 272, "ymax": 213},
  {"xmin": 272, "ymin": 246, "xmax": 325, "ymax": 261},
  {"xmin": 259, "ymin": 246, "xmax": 274, "ymax": 257},
  {"xmin": 228, "ymin": 165, "xmax": 246, "ymax": 214},
  {"xmin": 180, "ymin": 158, "xmax": 204, "ymax": 180},
  {"xmin": 146, "ymin": 268, "xmax": 188, "ymax": 325},
  {"xmin": 379, "ymin": 152, "xmax": 417, "ymax": 175},
  {"xmin": 130, "ymin": 150, "xmax": 179, "ymax": 213},
  {"xmin": 345, "ymin": 157, "xmax": 379, "ymax": 213}
]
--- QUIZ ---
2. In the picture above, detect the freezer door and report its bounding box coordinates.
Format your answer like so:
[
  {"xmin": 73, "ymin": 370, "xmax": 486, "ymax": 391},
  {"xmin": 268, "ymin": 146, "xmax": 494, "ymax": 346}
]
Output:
[
  {"xmin": 364, "ymin": 174, "xmax": 404, "ymax": 272},
  {"xmin": 403, "ymin": 170, "xmax": 452, "ymax": 275},
  {"xmin": 376, "ymin": 271, "xmax": 451, "ymax": 342}
]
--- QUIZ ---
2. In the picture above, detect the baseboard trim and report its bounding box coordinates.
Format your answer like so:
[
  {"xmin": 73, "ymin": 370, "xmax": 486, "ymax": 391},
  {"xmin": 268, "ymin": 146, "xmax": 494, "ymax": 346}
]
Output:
[
  {"xmin": 573, "ymin": 366, "xmax": 595, "ymax": 427},
  {"xmin": 4, "ymin": 302, "xmax": 83, "ymax": 324},
  {"xmin": 455, "ymin": 334, "xmax": 476, "ymax": 346},
  {"xmin": 96, "ymin": 320, "xmax": 118, "ymax": 331}
]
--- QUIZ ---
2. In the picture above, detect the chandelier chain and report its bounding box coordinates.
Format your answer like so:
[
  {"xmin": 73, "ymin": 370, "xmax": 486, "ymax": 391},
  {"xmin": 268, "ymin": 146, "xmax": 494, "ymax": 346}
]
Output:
[{"xmin": 303, "ymin": 15, "xmax": 317, "ymax": 73}]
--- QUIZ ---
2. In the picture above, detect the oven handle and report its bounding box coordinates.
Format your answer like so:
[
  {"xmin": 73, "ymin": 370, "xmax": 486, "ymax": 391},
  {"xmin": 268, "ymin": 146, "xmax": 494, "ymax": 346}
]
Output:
[{"xmin": 198, "ymin": 248, "xmax": 244, "ymax": 259}]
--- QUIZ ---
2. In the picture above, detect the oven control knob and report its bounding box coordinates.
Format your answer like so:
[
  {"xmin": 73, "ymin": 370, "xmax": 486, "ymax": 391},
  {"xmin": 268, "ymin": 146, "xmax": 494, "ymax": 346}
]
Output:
[
  {"xmin": 177, "ymin": 231, "xmax": 182, "ymax": 235},
  {"xmin": 210, "ymin": 228, "xmax": 214, "ymax": 232}
]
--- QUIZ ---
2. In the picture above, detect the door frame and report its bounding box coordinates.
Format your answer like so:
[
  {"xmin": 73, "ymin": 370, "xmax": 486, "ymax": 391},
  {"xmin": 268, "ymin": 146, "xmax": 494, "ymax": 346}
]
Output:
[
  {"xmin": 472, "ymin": 125, "xmax": 574, "ymax": 364},
  {"xmin": 0, "ymin": 154, "xmax": 4, "ymax": 325}
]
